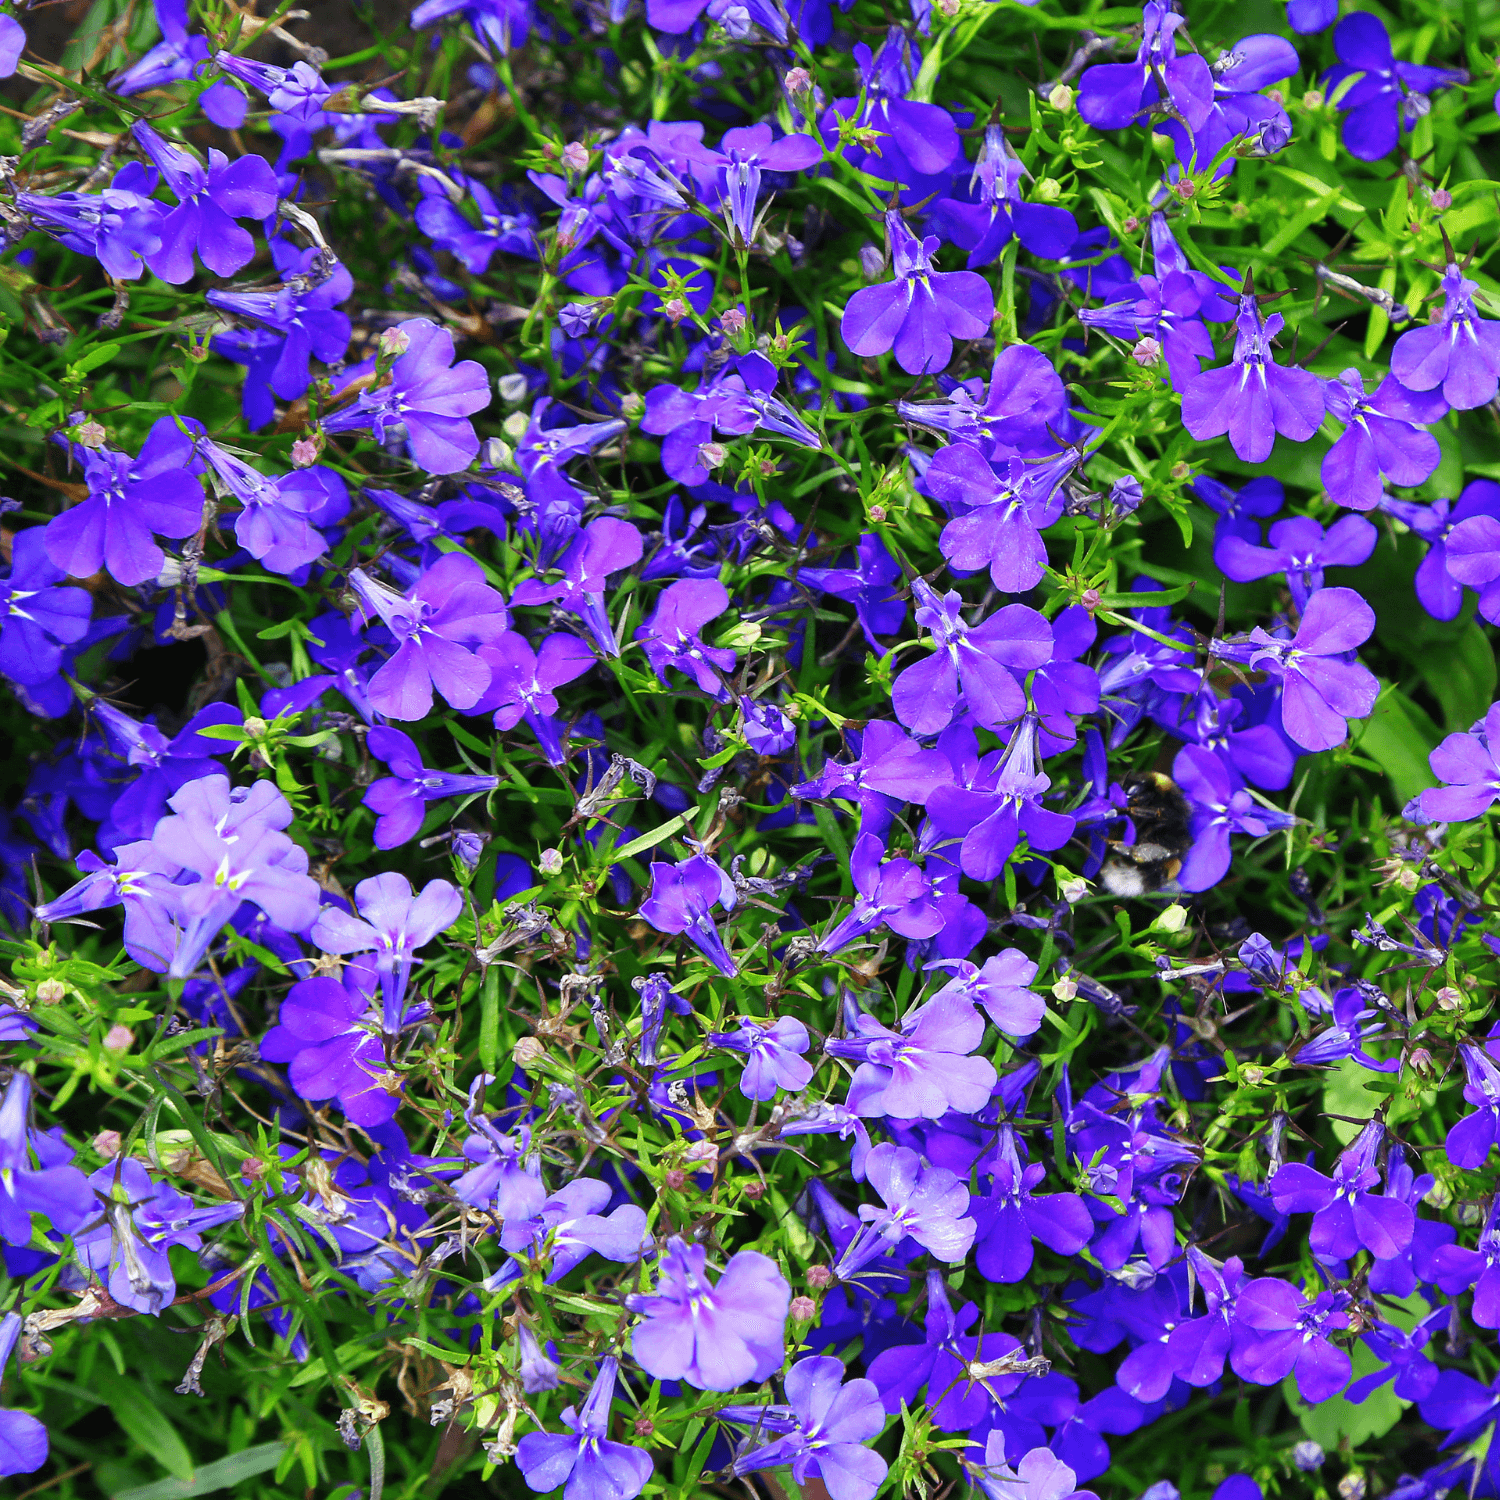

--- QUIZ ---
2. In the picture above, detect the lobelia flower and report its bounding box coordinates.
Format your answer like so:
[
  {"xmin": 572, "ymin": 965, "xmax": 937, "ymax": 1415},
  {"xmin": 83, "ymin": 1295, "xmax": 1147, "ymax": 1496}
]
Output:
[
  {"xmin": 473, "ymin": 631, "xmax": 597, "ymax": 765},
  {"xmin": 709, "ymin": 1016, "xmax": 814, "ymax": 1099},
  {"xmin": 148, "ymin": 775, "xmax": 322, "ymax": 979},
  {"xmin": 1442, "ymin": 1038, "xmax": 1500, "ymax": 1168},
  {"xmin": 626, "ymin": 1236, "xmax": 790, "ymax": 1390},
  {"xmin": 1320, "ymin": 369, "xmax": 1446, "ymax": 509},
  {"xmin": 1209, "ymin": 587, "xmax": 1378, "ymax": 752},
  {"xmin": 1180, "ymin": 284, "xmax": 1325, "ymax": 463},
  {"xmin": 725, "ymin": 1356, "xmax": 889, "ymax": 1500},
  {"xmin": 841, "ymin": 209, "xmax": 994, "ymax": 376},
  {"xmin": 43, "ymin": 418, "xmax": 205, "ymax": 587},
  {"xmin": 414, "ymin": 169, "xmax": 538, "ymax": 273},
  {"xmin": 0, "ymin": 1073, "xmax": 94, "ymax": 1252},
  {"xmin": 259, "ymin": 961, "xmax": 403, "ymax": 1127},
  {"xmin": 0, "ymin": 528, "xmax": 93, "ymax": 689},
  {"xmin": 411, "ymin": 0, "xmax": 532, "ymax": 55},
  {"xmin": 925, "ymin": 949, "xmax": 1044, "ymax": 1037},
  {"xmin": 1162, "ymin": 1247, "xmax": 1246, "ymax": 1390},
  {"xmin": 347, "ymin": 554, "xmax": 511, "ymax": 720},
  {"xmin": 1172, "ymin": 744, "xmax": 1296, "ymax": 891},
  {"xmin": 1187, "ymin": 34, "xmax": 1299, "ymax": 166},
  {"xmin": 898, "ymin": 343, "xmax": 1069, "ymax": 460},
  {"xmin": 16, "ymin": 174, "xmax": 163, "ymax": 281},
  {"xmin": 815, "ymin": 832, "xmax": 943, "ymax": 955},
  {"xmin": 511, "ymin": 517, "xmax": 642, "ymax": 657},
  {"xmin": 1078, "ymin": 1, "xmax": 1213, "ymax": 133},
  {"xmin": 892, "ymin": 581, "xmax": 1053, "ymax": 737},
  {"xmin": 1228, "ymin": 1279, "xmax": 1352, "ymax": 1402},
  {"xmin": 826, "ymin": 993, "xmax": 997, "ymax": 1119},
  {"xmin": 1391, "ymin": 262, "xmax": 1500, "ymax": 410},
  {"xmin": 198, "ymin": 435, "xmax": 327, "ymax": 576},
  {"xmin": 362, "ymin": 726, "xmax": 499, "ymax": 849},
  {"xmin": 971, "ymin": 1440, "xmax": 1100, "ymax": 1500},
  {"xmin": 928, "ymin": 125, "xmax": 1079, "ymax": 269},
  {"xmin": 633, "ymin": 578, "xmax": 736, "ymax": 700},
  {"xmin": 1214, "ymin": 514, "xmax": 1377, "ymax": 612},
  {"xmin": 799, "ymin": 534, "xmax": 907, "ymax": 652},
  {"xmin": 73, "ymin": 1158, "xmax": 243, "ymax": 1315},
  {"xmin": 639, "ymin": 853, "xmax": 739, "ymax": 976},
  {"xmin": 676, "ymin": 123, "xmax": 823, "ymax": 244},
  {"xmin": 924, "ymin": 446, "xmax": 1076, "ymax": 594},
  {"xmin": 1406, "ymin": 702, "xmax": 1500, "ymax": 824},
  {"xmin": 633, "ymin": 973, "xmax": 691, "ymax": 1065},
  {"xmin": 1269, "ymin": 1119, "xmax": 1414, "ymax": 1261},
  {"xmin": 130, "ymin": 121, "xmax": 278, "ymax": 282},
  {"xmin": 517, "ymin": 1325, "xmax": 562, "ymax": 1394},
  {"xmin": 453, "ymin": 1087, "xmax": 546, "ymax": 1220},
  {"xmin": 1345, "ymin": 1309, "xmax": 1447, "ymax": 1405},
  {"xmin": 493, "ymin": 1178, "xmax": 650, "ymax": 1284},
  {"xmin": 0, "ymin": 1312, "xmax": 46, "ymax": 1478},
  {"xmin": 792, "ymin": 720, "xmax": 954, "ymax": 839},
  {"xmin": 1420, "ymin": 1369, "xmax": 1500, "ymax": 1497},
  {"xmin": 923, "ymin": 716, "xmax": 1077, "ymax": 882},
  {"xmin": 515, "ymin": 1357, "xmax": 654, "ymax": 1500},
  {"xmin": 971, "ymin": 1125, "xmax": 1092, "ymax": 1284},
  {"xmin": 833, "ymin": 1141, "xmax": 975, "ymax": 1278},
  {"xmin": 514, "ymin": 399, "xmax": 631, "ymax": 523},
  {"xmin": 311, "ymin": 873, "xmax": 463, "ymax": 1035},
  {"xmin": 1323, "ymin": 12, "xmax": 1467, "ymax": 162},
  {"xmin": 321, "ymin": 319, "xmax": 492, "ymax": 474}
]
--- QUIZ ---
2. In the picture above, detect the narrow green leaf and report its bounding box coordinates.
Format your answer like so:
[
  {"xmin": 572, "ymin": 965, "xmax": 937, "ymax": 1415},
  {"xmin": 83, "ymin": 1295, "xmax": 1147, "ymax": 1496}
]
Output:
[{"xmin": 111, "ymin": 1442, "xmax": 288, "ymax": 1500}]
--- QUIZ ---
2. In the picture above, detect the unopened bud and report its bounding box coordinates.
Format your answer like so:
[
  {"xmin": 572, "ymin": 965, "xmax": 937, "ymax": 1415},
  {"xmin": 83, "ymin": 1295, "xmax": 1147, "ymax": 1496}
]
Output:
[
  {"xmin": 290, "ymin": 435, "xmax": 321, "ymax": 467},
  {"xmin": 1051, "ymin": 975, "xmax": 1077, "ymax": 1002},
  {"xmin": 1241, "ymin": 1064, "xmax": 1265, "ymax": 1085},
  {"xmin": 633, "ymin": 1416, "xmax": 655, "ymax": 1437},
  {"xmin": 720, "ymin": 308, "xmax": 747, "ymax": 334},
  {"xmin": 1034, "ymin": 177, "xmax": 1062, "ymax": 203},
  {"xmin": 785, "ymin": 67, "xmax": 812, "ymax": 95},
  {"xmin": 498, "ymin": 372, "xmax": 529, "ymax": 403},
  {"xmin": 539, "ymin": 847, "xmax": 565, "ymax": 876},
  {"xmin": 621, "ymin": 392, "xmax": 645, "ymax": 419},
  {"xmin": 1174, "ymin": 176, "xmax": 1196, "ymax": 200},
  {"xmin": 35, "ymin": 979, "xmax": 65, "ymax": 1005},
  {"xmin": 1154, "ymin": 903, "xmax": 1188, "ymax": 934},
  {"xmin": 663, "ymin": 1168, "xmax": 688, "ymax": 1191},
  {"xmin": 1338, "ymin": 1474, "xmax": 1365, "ymax": 1500},
  {"xmin": 806, "ymin": 1264, "xmax": 833, "ymax": 1288},
  {"xmin": 1409, "ymin": 1046, "xmax": 1436, "ymax": 1076},
  {"xmin": 1292, "ymin": 1441, "xmax": 1325, "ymax": 1472},
  {"xmin": 1170, "ymin": 461, "xmax": 1191, "ymax": 480},
  {"xmin": 683, "ymin": 1140, "xmax": 719, "ymax": 1170},
  {"xmin": 1060, "ymin": 876, "xmax": 1090, "ymax": 903},
  {"xmin": 790, "ymin": 1295, "xmax": 816, "ymax": 1320},
  {"xmin": 698, "ymin": 441, "xmax": 728, "ymax": 469},
  {"xmin": 92, "ymin": 1129, "xmax": 122, "ymax": 1158},
  {"xmin": 1435, "ymin": 985, "xmax": 1464, "ymax": 1012},
  {"xmin": 663, "ymin": 297, "xmax": 690, "ymax": 323},
  {"xmin": 104, "ymin": 1024, "xmax": 133, "ymax": 1052},
  {"xmin": 742, "ymin": 1180, "xmax": 766, "ymax": 1199},
  {"xmin": 1121, "ymin": 215, "xmax": 1140, "ymax": 233},
  {"xmin": 562, "ymin": 141, "xmax": 590, "ymax": 172},
  {"xmin": 867, "ymin": 504, "xmax": 887, "ymax": 524},
  {"xmin": 1132, "ymin": 336, "xmax": 1162, "ymax": 367},
  {"xmin": 1302, "ymin": 89, "xmax": 1324, "ymax": 109},
  {"xmin": 1431, "ymin": 187, "xmax": 1452, "ymax": 211},
  {"xmin": 378, "ymin": 326, "xmax": 411, "ymax": 358},
  {"xmin": 859, "ymin": 243, "xmax": 886, "ymax": 280},
  {"xmin": 1080, "ymin": 588, "xmax": 1101, "ymax": 611},
  {"xmin": 1047, "ymin": 84, "xmax": 1074, "ymax": 112},
  {"xmin": 75, "ymin": 420, "xmax": 107, "ymax": 448}
]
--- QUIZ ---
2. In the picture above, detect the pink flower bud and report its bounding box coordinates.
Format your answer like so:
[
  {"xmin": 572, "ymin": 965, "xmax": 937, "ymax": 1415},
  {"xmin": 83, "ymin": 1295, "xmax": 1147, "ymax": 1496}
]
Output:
[
  {"xmin": 562, "ymin": 141, "xmax": 590, "ymax": 172},
  {"xmin": 698, "ymin": 441, "xmax": 728, "ymax": 469},
  {"xmin": 291, "ymin": 435, "xmax": 321, "ymax": 467},
  {"xmin": 785, "ymin": 67, "xmax": 812, "ymax": 94},
  {"xmin": 663, "ymin": 297, "xmax": 690, "ymax": 323},
  {"xmin": 92, "ymin": 1130, "xmax": 122, "ymax": 1158},
  {"xmin": 1432, "ymin": 188, "xmax": 1453, "ymax": 211},
  {"xmin": 720, "ymin": 308, "xmax": 748, "ymax": 334},
  {"xmin": 806, "ymin": 1264, "xmax": 833, "ymax": 1288},
  {"xmin": 104, "ymin": 1024, "xmax": 133, "ymax": 1052},
  {"xmin": 790, "ymin": 1296, "xmax": 816, "ymax": 1320},
  {"xmin": 378, "ymin": 326, "xmax": 410, "ymax": 358},
  {"xmin": 1132, "ymin": 336, "xmax": 1162, "ymax": 367}
]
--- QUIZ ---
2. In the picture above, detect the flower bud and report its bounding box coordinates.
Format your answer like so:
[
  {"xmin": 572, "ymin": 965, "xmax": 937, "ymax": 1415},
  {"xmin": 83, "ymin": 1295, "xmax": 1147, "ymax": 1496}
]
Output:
[
  {"xmin": 1034, "ymin": 177, "xmax": 1062, "ymax": 203},
  {"xmin": 1302, "ymin": 89, "xmax": 1324, "ymax": 108},
  {"xmin": 663, "ymin": 296, "xmax": 690, "ymax": 323},
  {"xmin": 1240, "ymin": 1064, "xmax": 1265, "ymax": 1085},
  {"xmin": 378, "ymin": 326, "xmax": 410, "ymax": 358},
  {"xmin": 104, "ymin": 1024, "xmax": 133, "ymax": 1052},
  {"xmin": 497, "ymin": 372, "xmax": 529, "ymax": 403},
  {"xmin": 1048, "ymin": 84, "xmax": 1073, "ymax": 111},
  {"xmin": 720, "ymin": 308, "xmax": 748, "ymax": 334},
  {"xmin": 92, "ymin": 1129, "xmax": 122, "ymax": 1158},
  {"xmin": 1060, "ymin": 877, "xmax": 1090, "ymax": 903},
  {"xmin": 663, "ymin": 1168, "xmax": 688, "ymax": 1191},
  {"xmin": 785, "ymin": 66, "xmax": 812, "ymax": 94},
  {"xmin": 790, "ymin": 1295, "xmax": 816, "ymax": 1320},
  {"xmin": 859, "ymin": 243, "xmax": 886, "ymax": 280},
  {"xmin": 698, "ymin": 441, "xmax": 728, "ymax": 470},
  {"xmin": 1431, "ymin": 187, "xmax": 1453, "ymax": 211},
  {"xmin": 1051, "ymin": 975, "xmax": 1078, "ymax": 1002},
  {"xmin": 1154, "ymin": 903, "xmax": 1188, "ymax": 934},
  {"xmin": 806, "ymin": 1264, "xmax": 833, "ymax": 1288},
  {"xmin": 633, "ymin": 1416, "xmax": 655, "ymax": 1437},
  {"xmin": 1080, "ymin": 588, "xmax": 1101, "ymax": 612},
  {"xmin": 539, "ymin": 847, "xmax": 565, "ymax": 876},
  {"xmin": 35, "ymin": 979, "xmax": 65, "ymax": 1005},
  {"xmin": 75, "ymin": 420, "xmax": 107, "ymax": 449},
  {"xmin": 512, "ymin": 1036, "xmax": 546, "ymax": 1068},
  {"xmin": 1435, "ymin": 985, "xmax": 1463, "ymax": 1011},
  {"xmin": 562, "ymin": 141, "xmax": 590, "ymax": 172},
  {"xmin": 1292, "ymin": 1441, "xmax": 1325, "ymax": 1472},
  {"xmin": 1132, "ymin": 336, "xmax": 1162, "ymax": 367},
  {"xmin": 1338, "ymin": 1474, "xmax": 1365, "ymax": 1500},
  {"xmin": 290, "ymin": 435, "xmax": 321, "ymax": 467}
]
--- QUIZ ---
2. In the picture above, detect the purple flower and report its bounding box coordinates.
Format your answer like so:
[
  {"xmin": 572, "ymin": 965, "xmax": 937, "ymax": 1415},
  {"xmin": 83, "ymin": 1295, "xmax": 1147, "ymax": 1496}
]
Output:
[
  {"xmin": 411, "ymin": 0, "xmax": 531, "ymax": 54},
  {"xmin": 348, "ymin": 554, "xmax": 511, "ymax": 720},
  {"xmin": 1229, "ymin": 1279, "xmax": 1352, "ymax": 1402},
  {"xmin": 148, "ymin": 774, "xmax": 321, "ymax": 979},
  {"xmin": 923, "ymin": 716, "xmax": 1076, "ymax": 882},
  {"xmin": 1214, "ymin": 513, "xmax": 1377, "ymax": 612},
  {"xmin": 899, "ymin": 343, "xmax": 1069, "ymax": 460},
  {"xmin": 1269, "ymin": 1120, "xmax": 1414, "ymax": 1260},
  {"xmin": 633, "ymin": 578, "xmax": 736, "ymax": 700},
  {"xmin": 1163, "ymin": 1247, "xmax": 1246, "ymax": 1390},
  {"xmin": 892, "ymin": 581, "xmax": 1052, "ymax": 737},
  {"xmin": 792, "ymin": 721, "xmax": 954, "ymax": 838},
  {"xmin": 726, "ymin": 1356, "xmax": 889, "ymax": 1500},
  {"xmin": 926, "ymin": 950, "xmax": 1044, "ymax": 1037},
  {"xmin": 971, "ymin": 1441, "xmax": 1099, "ymax": 1500},
  {"xmin": 43, "ymin": 418, "xmax": 204, "ymax": 587},
  {"xmin": 0, "ymin": 1073, "xmax": 93, "ymax": 1253},
  {"xmin": 925, "ymin": 446, "xmax": 1074, "ymax": 593},
  {"xmin": 73, "ymin": 1158, "xmax": 243, "ymax": 1315},
  {"xmin": 260, "ymin": 965, "xmax": 401, "ymax": 1127},
  {"xmin": 626, "ymin": 1236, "xmax": 790, "ymax": 1391},
  {"xmin": 1078, "ymin": 2, "xmax": 1213, "ymax": 133},
  {"xmin": 35, "ymin": 838, "xmax": 186, "ymax": 973},
  {"xmin": 842, "ymin": 209, "xmax": 994, "ymax": 376},
  {"xmin": 311, "ymin": 873, "xmax": 463, "ymax": 1035},
  {"xmin": 0, "ymin": 528, "xmax": 92, "ymax": 689},
  {"xmin": 1210, "ymin": 587, "xmax": 1378, "ymax": 752},
  {"xmin": 1323, "ymin": 12, "xmax": 1467, "ymax": 162},
  {"xmin": 1391, "ymin": 263, "xmax": 1500, "ymax": 410},
  {"xmin": 816, "ymin": 832, "xmax": 943, "ymax": 955},
  {"xmin": 827, "ymin": 992, "xmax": 997, "ymax": 1120},
  {"xmin": 639, "ymin": 853, "xmax": 739, "ymax": 976},
  {"xmin": 130, "ymin": 121, "xmax": 278, "ymax": 282},
  {"xmin": 1192, "ymin": 473, "xmax": 1285, "ymax": 543},
  {"xmin": 1173, "ymin": 744, "xmax": 1295, "ymax": 891},
  {"xmin": 634, "ymin": 973, "xmax": 691, "ymax": 1066},
  {"xmin": 453, "ymin": 1085, "xmax": 545, "ymax": 1217},
  {"xmin": 17, "ymin": 175, "xmax": 163, "ymax": 281},
  {"xmin": 111, "ymin": 0, "xmax": 210, "ymax": 97},
  {"xmin": 415, "ymin": 170, "xmax": 538, "ymax": 272},
  {"xmin": 515, "ymin": 1357, "xmax": 653, "ymax": 1500},
  {"xmin": 362, "ymin": 726, "xmax": 499, "ymax": 850},
  {"xmin": 710, "ymin": 1016, "xmax": 814, "ymax": 1099},
  {"xmin": 677, "ymin": 123, "xmax": 822, "ymax": 244},
  {"xmin": 833, "ymin": 1141, "xmax": 975, "ymax": 1277},
  {"xmin": 474, "ymin": 631, "xmax": 596, "ymax": 765},
  {"xmin": 322, "ymin": 319, "xmax": 492, "ymax": 474},
  {"xmin": 1321, "ymin": 369, "xmax": 1446, "ymax": 509},
  {"xmin": 1443, "ymin": 1039, "xmax": 1500, "ymax": 1168},
  {"xmin": 199, "ymin": 436, "xmax": 327, "ymax": 576},
  {"xmin": 1408, "ymin": 703, "xmax": 1500, "ymax": 823},
  {"xmin": 1181, "ymin": 285, "xmax": 1325, "ymax": 463},
  {"xmin": 0, "ymin": 1312, "xmax": 46, "ymax": 1478},
  {"xmin": 511, "ymin": 517, "xmax": 642, "ymax": 657},
  {"xmin": 971, "ymin": 1125, "xmax": 1091, "ymax": 1284},
  {"xmin": 497, "ymin": 1178, "xmax": 650, "ymax": 1280},
  {"xmin": 800, "ymin": 535, "xmax": 907, "ymax": 652}
]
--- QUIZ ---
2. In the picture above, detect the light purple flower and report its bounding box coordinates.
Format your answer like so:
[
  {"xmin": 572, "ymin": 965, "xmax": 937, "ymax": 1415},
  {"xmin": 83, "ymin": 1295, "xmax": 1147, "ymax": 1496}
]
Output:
[
  {"xmin": 1173, "ymin": 744, "xmax": 1296, "ymax": 891},
  {"xmin": 0, "ymin": 1312, "xmax": 47, "ymax": 1478},
  {"xmin": 639, "ymin": 853, "xmax": 739, "ymax": 976},
  {"xmin": 627, "ymin": 1236, "xmax": 790, "ymax": 1391},
  {"xmin": 633, "ymin": 578, "xmax": 736, "ymax": 700},
  {"xmin": 925, "ymin": 949, "xmax": 1044, "ymax": 1037},
  {"xmin": 709, "ymin": 1016, "xmax": 814, "ymax": 1099},
  {"xmin": 971, "ymin": 1125, "xmax": 1092, "ymax": 1284},
  {"xmin": 1407, "ymin": 702, "xmax": 1500, "ymax": 823},
  {"xmin": 815, "ymin": 832, "xmax": 943, "ymax": 955},
  {"xmin": 515, "ymin": 1357, "xmax": 653, "ymax": 1500},
  {"xmin": 833, "ymin": 1141, "xmax": 975, "ymax": 1277},
  {"xmin": 474, "ymin": 630, "xmax": 596, "ymax": 765},
  {"xmin": 1229, "ymin": 1279, "xmax": 1352, "ymax": 1403},
  {"xmin": 0, "ymin": 528, "xmax": 92, "ymax": 688},
  {"xmin": 971, "ymin": 1438, "xmax": 1099, "ymax": 1500},
  {"xmin": 1214, "ymin": 514, "xmax": 1377, "ymax": 612},
  {"xmin": 1321, "ymin": 369, "xmax": 1446, "ymax": 510},
  {"xmin": 1393, "ymin": 264, "xmax": 1500, "ymax": 410},
  {"xmin": 362, "ymin": 726, "xmax": 499, "ymax": 850},
  {"xmin": 510, "ymin": 517, "xmax": 643, "ymax": 657},
  {"xmin": 1269, "ymin": 1119, "xmax": 1414, "ymax": 1261},
  {"xmin": 842, "ymin": 209, "xmax": 994, "ymax": 375}
]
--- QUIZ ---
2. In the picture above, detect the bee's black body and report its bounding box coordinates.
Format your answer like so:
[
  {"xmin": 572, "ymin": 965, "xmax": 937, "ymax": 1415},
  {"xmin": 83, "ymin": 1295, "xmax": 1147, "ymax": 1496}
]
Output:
[{"xmin": 1100, "ymin": 771, "xmax": 1193, "ymax": 897}]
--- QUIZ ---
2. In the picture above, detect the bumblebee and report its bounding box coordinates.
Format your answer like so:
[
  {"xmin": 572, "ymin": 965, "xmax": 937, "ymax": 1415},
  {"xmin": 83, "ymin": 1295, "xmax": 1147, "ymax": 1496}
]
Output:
[{"xmin": 1100, "ymin": 772, "xmax": 1192, "ymax": 898}]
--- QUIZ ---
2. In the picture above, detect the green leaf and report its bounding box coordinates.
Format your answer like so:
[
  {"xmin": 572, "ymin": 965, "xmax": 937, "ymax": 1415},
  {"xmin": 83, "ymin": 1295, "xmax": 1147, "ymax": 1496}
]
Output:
[
  {"xmin": 612, "ymin": 813, "xmax": 690, "ymax": 862},
  {"xmin": 1352, "ymin": 684, "xmax": 1438, "ymax": 805},
  {"xmin": 1423, "ymin": 620, "xmax": 1497, "ymax": 732},
  {"xmin": 70, "ymin": 341, "xmax": 123, "ymax": 376},
  {"xmin": 1283, "ymin": 1337, "xmax": 1406, "ymax": 1448},
  {"xmin": 95, "ymin": 1369, "xmax": 196, "ymax": 1482},
  {"xmin": 111, "ymin": 1442, "xmax": 289, "ymax": 1500}
]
